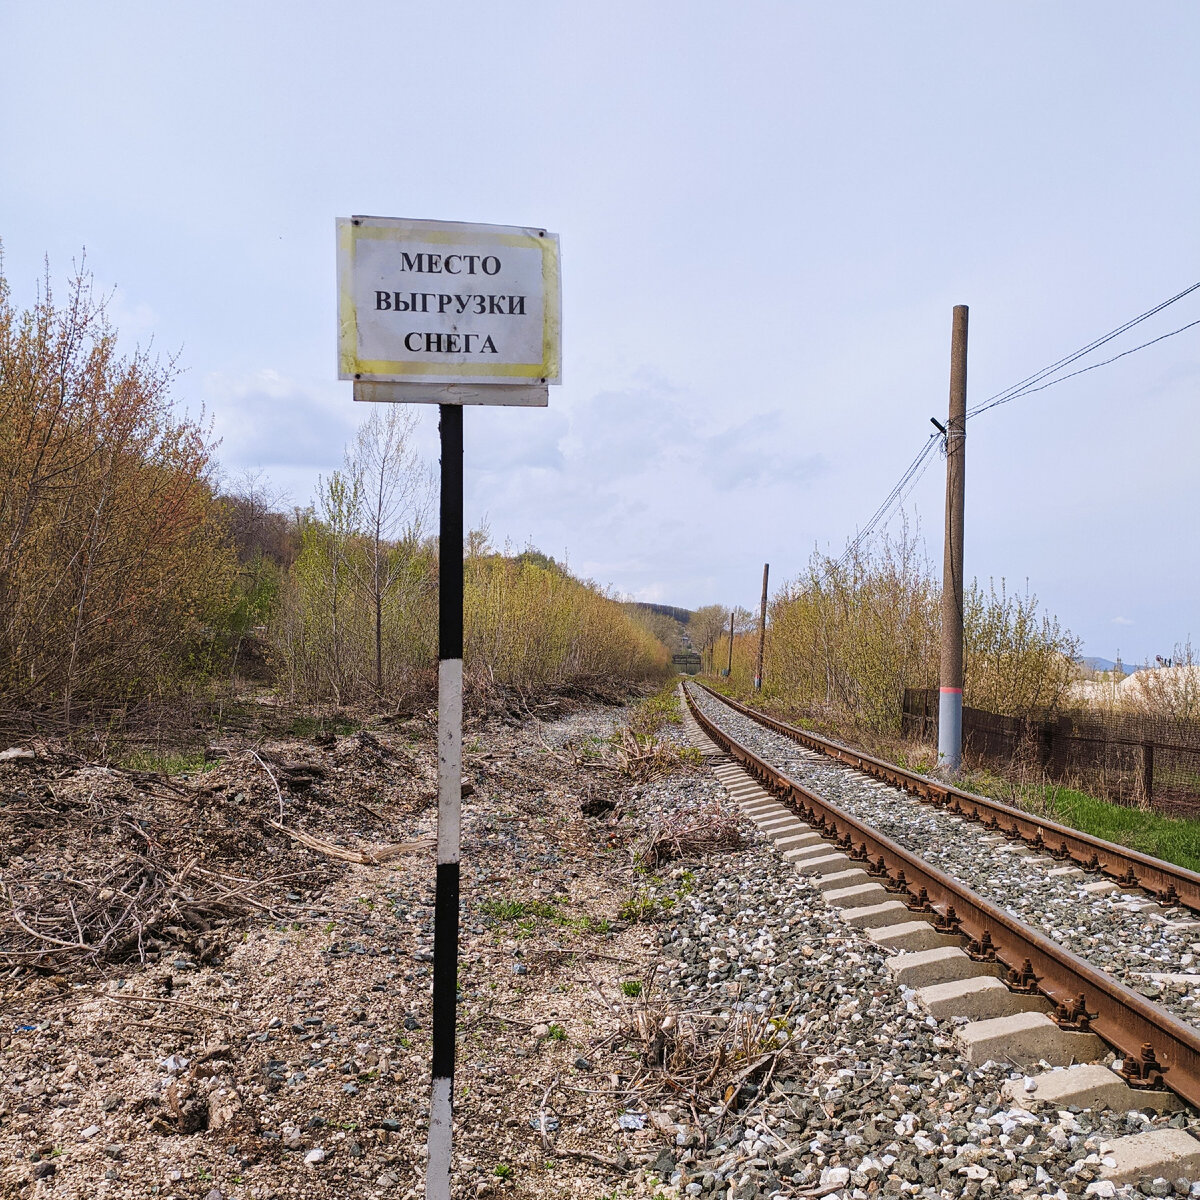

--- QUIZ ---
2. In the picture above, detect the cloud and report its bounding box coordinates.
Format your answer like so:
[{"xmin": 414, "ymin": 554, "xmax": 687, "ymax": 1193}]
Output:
[
  {"xmin": 697, "ymin": 410, "xmax": 828, "ymax": 492},
  {"xmin": 199, "ymin": 369, "xmax": 359, "ymax": 472},
  {"xmin": 1111, "ymin": 616, "xmax": 1135, "ymax": 626}
]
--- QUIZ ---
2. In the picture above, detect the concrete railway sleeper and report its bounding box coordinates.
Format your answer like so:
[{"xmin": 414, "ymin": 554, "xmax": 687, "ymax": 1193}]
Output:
[{"xmin": 679, "ymin": 687, "xmax": 1200, "ymax": 1190}]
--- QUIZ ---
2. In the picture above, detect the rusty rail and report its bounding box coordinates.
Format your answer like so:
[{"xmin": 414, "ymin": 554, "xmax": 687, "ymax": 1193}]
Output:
[
  {"xmin": 695, "ymin": 683, "xmax": 1200, "ymax": 913},
  {"xmin": 685, "ymin": 684, "xmax": 1200, "ymax": 1110}
]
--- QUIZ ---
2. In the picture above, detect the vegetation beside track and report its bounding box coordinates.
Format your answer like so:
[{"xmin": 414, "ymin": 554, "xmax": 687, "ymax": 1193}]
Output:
[{"xmin": 707, "ymin": 530, "xmax": 1078, "ymax": 734}]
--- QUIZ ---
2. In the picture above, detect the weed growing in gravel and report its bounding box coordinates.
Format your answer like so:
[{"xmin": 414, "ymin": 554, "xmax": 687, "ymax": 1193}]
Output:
[
  {"xmin": 627, "ymin": 688, "xmax": 684, "ymax": 738},
  {"xmin": 547, "ymin": 1023, "xmax": 566, "ymax": 1041},
  {"xmin": 618, "ymin": 888, "xmax": 672, "ymax": 922},
  {"xmin": 620, "ymin": 980, "xmax": 643, "ymax": 997},
  {"xmin": 480, "ymin": 898, "xmax": 561, "ymax": 921}
]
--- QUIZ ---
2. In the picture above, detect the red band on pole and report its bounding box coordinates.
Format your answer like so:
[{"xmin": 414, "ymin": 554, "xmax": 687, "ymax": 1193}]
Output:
[{"xmin": 939, "ymin": 687, "xmax": 963, "ymax": 695}]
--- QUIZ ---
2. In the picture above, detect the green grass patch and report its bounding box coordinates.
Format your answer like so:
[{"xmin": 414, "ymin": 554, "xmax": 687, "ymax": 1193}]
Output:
[
  {"xmin": 479, "ymin": 898, "xmax": 562, "ymax": 922},
  {"xmin": 1036, "ymin": 784, "xmax": 1200, "ymax": 873},
  {"xmin": 285, "ymin": 713, "xmax": 360, "ymax": 738},
  {"xmin": 618, "ymin": 889, "xmax": 673, "ymax": 922},
  {"xmin": 119, "ymin": 748, "xmax": 211, "ymax": 775},
  {"xmin": 627, "ymin": 687, "xmax": 684, "ymax": 738},
  {"xmin": 479, "ymin": 897, "xmax": 611, "ymax": 936}
]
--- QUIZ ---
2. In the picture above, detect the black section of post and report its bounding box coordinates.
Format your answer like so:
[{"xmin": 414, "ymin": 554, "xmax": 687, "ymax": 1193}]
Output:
[
  {"xmin": 431, "ymin": 402, "xmax": 463, "ymax": 1085},
  {"xmin": 431, "ymin": 863, "xmax": 459, "ymax": 1079},
  {"xmin": 439, "ymin": 404, "xmax": 464, "ymax": 658}
]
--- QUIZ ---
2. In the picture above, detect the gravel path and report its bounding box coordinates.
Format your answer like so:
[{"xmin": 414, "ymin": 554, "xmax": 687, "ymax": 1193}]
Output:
[{"xmin": 685, "ymin": 685, "xmax": 1200, "ymax": 1035}]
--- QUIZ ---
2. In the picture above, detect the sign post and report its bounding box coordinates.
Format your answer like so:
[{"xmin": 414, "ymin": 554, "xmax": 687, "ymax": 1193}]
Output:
[{"xmin": 337, "ymin": 216, "xmax": 561, "ymax": 1198}]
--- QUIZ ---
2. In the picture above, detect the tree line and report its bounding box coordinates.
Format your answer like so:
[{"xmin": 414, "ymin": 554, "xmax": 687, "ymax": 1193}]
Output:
[
  {"xmin": 710, "ymin": 527, "xmax": 1080, "ymax": 734},
  {"xmin": 0, "ymin": 260, "xmax": 670, "ymax": 721}
]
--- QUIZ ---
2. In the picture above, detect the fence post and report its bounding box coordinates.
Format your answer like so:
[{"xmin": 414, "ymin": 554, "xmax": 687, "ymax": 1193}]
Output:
[{"xmin": 1143, "ymin": 741, "xmax": 1155, "ymax": 804}]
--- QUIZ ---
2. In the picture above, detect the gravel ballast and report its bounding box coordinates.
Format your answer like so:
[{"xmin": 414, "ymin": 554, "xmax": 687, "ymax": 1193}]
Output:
[{"xmin": 685, "ymin": 684, "xmax": 1200, "ymax": 1033}]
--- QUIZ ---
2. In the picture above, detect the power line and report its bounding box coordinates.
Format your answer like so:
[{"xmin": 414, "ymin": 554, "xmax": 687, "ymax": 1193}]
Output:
[
  {"xmin": 831, "ymin": 432, "xmax": 940, "ymax": 574},
  {"xmin": 969, "ymin": 315, "xmax": 1200, "ymax": 414},
  {"xmin": 967, "ymin": 280, "xmax": 1200, "ymax": 418},
  {"xmin": 829, "ymin": 281, "xmax": 1200, "ymax": 575}
]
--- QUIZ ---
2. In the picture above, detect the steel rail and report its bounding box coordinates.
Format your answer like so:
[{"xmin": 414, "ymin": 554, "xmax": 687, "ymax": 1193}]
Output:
[
  {"xmin": 695, "ymin": 682, "xmax": 1200, "ymax": 913},
  {"xmin": 685, "ymin": 685, "xmax": 1200, "ymax": 1110}
]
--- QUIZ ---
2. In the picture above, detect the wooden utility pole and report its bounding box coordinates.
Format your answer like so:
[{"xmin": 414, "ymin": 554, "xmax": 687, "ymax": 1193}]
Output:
[
  {"xmin": 938, "ymin": 306, "xmax": 968, "ymax": 773},
  {"xmin": 754, "ymin": 564, "xmax": 769, "ymax": 691},
  {"xmin": 725, "ymin": 610, "xmax": 735, "ymax": 676}
]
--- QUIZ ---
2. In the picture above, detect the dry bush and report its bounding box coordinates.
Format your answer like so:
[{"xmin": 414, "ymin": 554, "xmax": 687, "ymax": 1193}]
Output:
[
  {"xmin": 761, "ymin": 528, "xmax": 940, "ymax": 733},
  {"xmin": 610, "ymin": 970, "xmax": 796, "ymax": 1111},
  {"xmin": 272, "ymin": 525, "xmax": 671, "ymax": 705},
  {"xmin": 1121, "ymin": 643, "xmax": 1200, "ymax": 723},
  {"xmin": 635, "ymin": 804, "xmax": 745, "ymax": 866},
  {"xmin": 718, "ymin": 527, "xmax": 1078, "ymax": 733},
  {"xmin": 963, "ymin": 578, "xmax": 1079, "ymax": 714},
  {"xmin": 464, "ymin": 546, "xmax": 671, "ymax": 693},
  {"xmin": 0, "ymin": 259, "xmax": 236, "ymax": 717}
]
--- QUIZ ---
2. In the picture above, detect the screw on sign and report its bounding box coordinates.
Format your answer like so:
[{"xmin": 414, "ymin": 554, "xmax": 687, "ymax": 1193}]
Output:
[{"xmin": 336, "ymin": 215, "xmax": 561, "ymax": 1199}]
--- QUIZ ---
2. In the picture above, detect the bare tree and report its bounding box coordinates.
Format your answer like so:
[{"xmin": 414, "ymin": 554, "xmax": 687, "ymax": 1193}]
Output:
[
  {"xmin": 345, "ymin": 407, "xmax": 432, "ymax": 693},
  {"xmin": 690, "ymin": 604, "xmax": 733, "ymax": 672}
]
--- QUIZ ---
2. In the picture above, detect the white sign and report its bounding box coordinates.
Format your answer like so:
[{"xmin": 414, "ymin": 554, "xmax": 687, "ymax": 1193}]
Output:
[{"xmin": 337, "ymin": 216, "xmax": 561, "ymax": 406}]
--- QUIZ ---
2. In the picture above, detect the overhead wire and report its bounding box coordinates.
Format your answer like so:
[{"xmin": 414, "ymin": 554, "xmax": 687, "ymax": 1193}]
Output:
[
  {"xmin": 830, "ymin": 280, "xmax": 1200, "ymax": 571},
  {"xmin": 968, "ymin": 313, "xmax": 1200, "ymax": 415},
  {"xmin": 966, "ymin": 280, "xmax": 1200, "ymax": 418},
  {"xmin": 830, "ymin": 432, "xmax": 940, "ymax": 574}
]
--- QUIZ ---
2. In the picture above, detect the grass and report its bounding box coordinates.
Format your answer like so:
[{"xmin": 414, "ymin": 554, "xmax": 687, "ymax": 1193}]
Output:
[
  {"xmin": 119, "ymin": 748, "xmax": 211, "ymax": 775},
  {"xmin": 1034, "ymin": 783, "xmax": 1200, "ymax": 872},
  {"xmin": 478, "ymin": 897, "xmax": 611, "ymax": 936},
  {"xmin": 479, "ymin": 898, "xmax": 562, "ymax": 922},
  {"xmin": 285, "ymin": 713, "xmax": 360, "ymax": 738},
  {"xmin": 951, "ymin": 759, "xmax": 1200, "ymax": 873},
  {"xmin": 618, "ymin": 889, "xmax": 672, "ymax": 922},
  {"xmin": 626, "ymin": 687, "xmax": 684, "ymax": 739},
  {"xmin": 620, "ymin": 979, "xmax": 642, "ymax": 997}
]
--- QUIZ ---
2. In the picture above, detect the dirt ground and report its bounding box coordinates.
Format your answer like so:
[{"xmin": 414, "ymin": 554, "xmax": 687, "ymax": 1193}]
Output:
[{"xmin": 0, "ymin": 696, "xmax": 714, "ymax": 1200}]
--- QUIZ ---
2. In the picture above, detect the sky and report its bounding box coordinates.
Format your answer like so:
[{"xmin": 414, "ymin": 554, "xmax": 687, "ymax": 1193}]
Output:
[{"xmin": 2, "ymin": 1, "xmax": 1198, "ymax": 661}]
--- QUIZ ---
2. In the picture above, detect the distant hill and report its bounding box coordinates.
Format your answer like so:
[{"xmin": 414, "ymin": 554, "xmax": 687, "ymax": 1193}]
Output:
[
  {"xmin": 623, "ymin": 602, "xmax": 693, "ymax": 654},
  {"xmin": 1077, "ymin": 656, "xmax": 1150, "ymax": 675},
  {"xmin": 629, "ymin": 602, "xmax": 693, "ymax": 625}
]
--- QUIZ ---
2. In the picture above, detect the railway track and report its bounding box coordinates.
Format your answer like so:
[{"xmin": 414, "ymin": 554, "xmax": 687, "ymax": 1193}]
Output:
[
  {"xmin": 693, "ymin": 683, "xmax": 1200, "ymax": 915},
  {"xmin": 681, "ymin": 681, "xmax": 1200, "ymax": 1187}
]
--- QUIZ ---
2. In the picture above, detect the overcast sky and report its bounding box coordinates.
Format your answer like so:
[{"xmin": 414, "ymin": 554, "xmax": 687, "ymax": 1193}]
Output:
[{"xmin": 3, "ymin": 1, "xmax": 1198, "ymax": 661}]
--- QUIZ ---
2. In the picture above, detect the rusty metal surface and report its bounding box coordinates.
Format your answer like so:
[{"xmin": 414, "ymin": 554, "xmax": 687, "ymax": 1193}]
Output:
[
  {"xmin": 696, "ymin": 683, "xmax": 1200, "ymax": 913},
  {"xmin": 686, "ymin": 685, "xmax": 1200, "ymax": 1111}
]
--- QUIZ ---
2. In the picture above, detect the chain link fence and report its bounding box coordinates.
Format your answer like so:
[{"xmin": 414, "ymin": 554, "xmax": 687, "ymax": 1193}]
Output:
[{"xmin": 902, "ymin": 688, "xmax": 1200, "ymax": 815}]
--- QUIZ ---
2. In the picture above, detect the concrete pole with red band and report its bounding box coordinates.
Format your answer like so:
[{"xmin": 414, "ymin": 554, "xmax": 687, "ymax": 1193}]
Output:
[{"xmin": 938, "ymin": 306, "xmax": 968, "ymax": 773}]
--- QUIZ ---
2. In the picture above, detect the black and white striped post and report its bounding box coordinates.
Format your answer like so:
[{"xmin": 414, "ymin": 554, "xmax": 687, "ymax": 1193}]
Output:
[
  {"xmin": 336, "ymin": 216, "xmax": 560, "ymax": 1197},
  {"xmin": 427, "ymin": 403, "xmax": 463, "ymax": 1197}
]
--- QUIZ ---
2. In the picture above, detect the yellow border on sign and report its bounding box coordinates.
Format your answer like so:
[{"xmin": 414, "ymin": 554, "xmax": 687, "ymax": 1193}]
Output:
[{"xmin": 336, "ymin": 218, "xmax": 561, "ymax": 384}]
